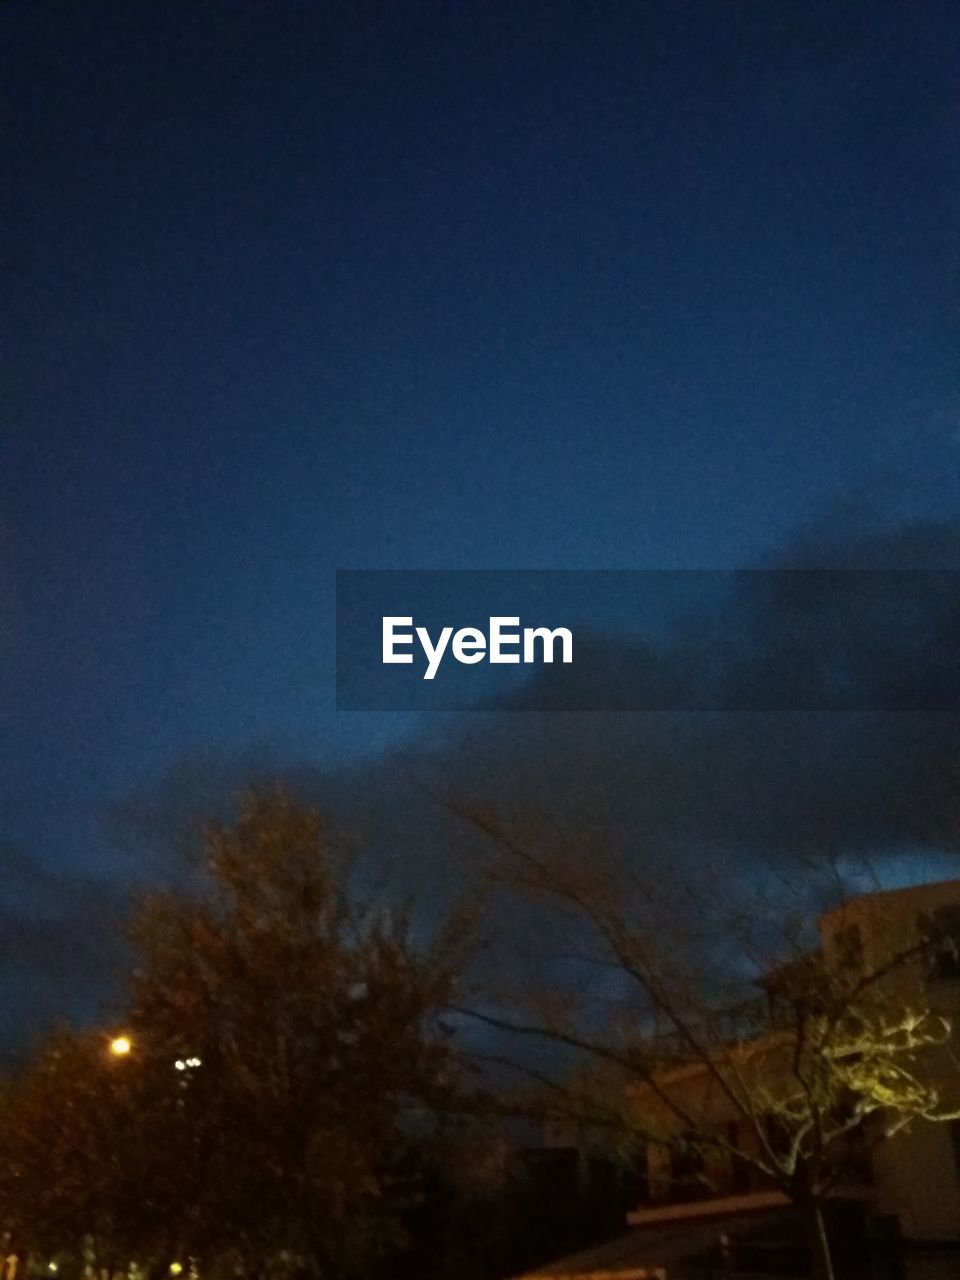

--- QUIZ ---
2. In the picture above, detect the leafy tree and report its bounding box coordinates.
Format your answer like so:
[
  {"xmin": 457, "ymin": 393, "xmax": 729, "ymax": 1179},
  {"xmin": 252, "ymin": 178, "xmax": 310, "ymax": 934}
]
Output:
[
  {"xmin": 123, "ymin": 789, "xmax": 474, "ymax": 1278},
  {"xmin": 0, "ymin": 791, "xmax": 475, "ymax": 1280},
  {"xmin": 0, "ymin": 1023, "xmax": 189, "ymax": 1272}
]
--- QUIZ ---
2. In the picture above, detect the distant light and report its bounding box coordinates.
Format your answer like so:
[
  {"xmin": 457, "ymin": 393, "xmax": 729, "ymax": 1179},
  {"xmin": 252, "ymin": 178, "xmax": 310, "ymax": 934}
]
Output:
[
  {"xmin": 187, "ymin": 1056, "xmax": 202, "ymax": 1067},
  {"xmin": 110, "ymin": 1036, "xmax": 132, "ymax": 1057},
  {"xmin": 174, "ymin": 1060, "xmax": 186, "ymax": 1071},
  {"xmin": 48, "ymin": 1264, "xmax": 58, "ymax": 1274},
  {"xmin": 169, "ymin": 1265, "xmax": 183, "ymax": 1276}
]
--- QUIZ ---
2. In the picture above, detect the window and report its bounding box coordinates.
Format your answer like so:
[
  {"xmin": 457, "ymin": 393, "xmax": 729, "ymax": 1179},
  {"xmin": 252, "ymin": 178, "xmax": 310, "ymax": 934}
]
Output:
[
  {"xmin": 921, "ymin": 906, "xmax": 960, "ymax": 982},
  {"xmin": 669, "ymin": 1135, "xmax": 706, "ymax": 1202},
  {"xmin": 834, "ymin": 923, "xmax": 863, "ymax": 973},
  {"xmin": 950, "ymin": 1120, "xmax": 960, "ymax": 1183},
  {"xmin": 725, "ymin": 1122, "xmax": 752, "ymax": 1193}
]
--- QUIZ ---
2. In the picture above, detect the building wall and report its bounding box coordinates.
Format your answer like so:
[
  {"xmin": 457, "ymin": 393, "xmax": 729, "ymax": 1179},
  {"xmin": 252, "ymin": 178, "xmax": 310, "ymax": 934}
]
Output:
[
  {"xmin": 822, "ymin": 881, "xmax": 960, "ymax": 1238},
  {"xmin": 819, "ymin": 879, "xmax": 960, "ymax": 1016},
  {"xmin": 626, "ymin": 879, "xmax": 960, "ymax": 1241},
  {"xmin": 872, "ymin": 1119, "xmax": 960, "ymax": 1239}
]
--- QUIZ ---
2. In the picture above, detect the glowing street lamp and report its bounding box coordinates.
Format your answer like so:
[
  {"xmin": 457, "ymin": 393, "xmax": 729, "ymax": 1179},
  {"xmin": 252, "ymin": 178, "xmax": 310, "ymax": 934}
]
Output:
[{"xmin": 109, "ymin": 1035, "xmax": 132, "ymax": 1057}]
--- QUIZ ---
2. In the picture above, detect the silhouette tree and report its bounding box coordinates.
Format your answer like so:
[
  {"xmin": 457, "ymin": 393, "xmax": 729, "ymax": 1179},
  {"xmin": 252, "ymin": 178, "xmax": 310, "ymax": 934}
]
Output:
[{"xmin": 454, "ymin": 805, "xmax": 960, "ymax": 1280}]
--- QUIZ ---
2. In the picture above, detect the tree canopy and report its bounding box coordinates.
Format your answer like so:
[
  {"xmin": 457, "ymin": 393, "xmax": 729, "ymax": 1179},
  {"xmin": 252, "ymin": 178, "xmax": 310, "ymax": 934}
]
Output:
[{"xmin": 0, "ymin": 791, "xmax": 474, "ymax": 1279}]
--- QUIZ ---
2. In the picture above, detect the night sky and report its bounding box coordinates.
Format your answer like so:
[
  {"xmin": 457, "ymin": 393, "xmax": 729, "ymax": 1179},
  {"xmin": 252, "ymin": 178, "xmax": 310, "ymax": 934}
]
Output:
[{"xmin": 4, "ymin": 1, "xmax": 960, "ymax": 1042}]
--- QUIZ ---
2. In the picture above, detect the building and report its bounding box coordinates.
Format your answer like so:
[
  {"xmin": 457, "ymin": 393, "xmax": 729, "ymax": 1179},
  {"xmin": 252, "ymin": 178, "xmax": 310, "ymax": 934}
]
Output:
[{"xmin": 517, "ymin": 879, "xmax": 960, "ymax": 1279}]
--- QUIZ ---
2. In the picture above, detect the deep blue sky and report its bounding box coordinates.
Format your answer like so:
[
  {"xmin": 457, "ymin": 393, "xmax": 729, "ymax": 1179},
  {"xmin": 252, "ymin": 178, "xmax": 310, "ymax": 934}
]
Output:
[{"xmin": 3, "ymin": 2, "xmax": 960, "ymax": 911}]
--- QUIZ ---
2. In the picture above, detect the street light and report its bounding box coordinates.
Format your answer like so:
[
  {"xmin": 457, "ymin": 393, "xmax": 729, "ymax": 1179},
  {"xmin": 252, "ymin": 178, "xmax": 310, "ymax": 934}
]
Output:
[{"xmin": 109, "ymin": 1035, "xmax": 132, "ymax": 1057}]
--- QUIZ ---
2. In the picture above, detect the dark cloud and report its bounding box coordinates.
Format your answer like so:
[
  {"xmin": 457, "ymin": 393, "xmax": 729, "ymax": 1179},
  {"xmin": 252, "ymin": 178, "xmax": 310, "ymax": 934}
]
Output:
[
  {"xmin": 6, "ymin": 508, "xmax": 960, "ymax": 1049},
  {"xmin": 99, "ymin": 513, "xmax": 960, "ymax": 907},
  {"xmin": 344, "ymin": 512, "xmax": 960, "ymax": 885}
]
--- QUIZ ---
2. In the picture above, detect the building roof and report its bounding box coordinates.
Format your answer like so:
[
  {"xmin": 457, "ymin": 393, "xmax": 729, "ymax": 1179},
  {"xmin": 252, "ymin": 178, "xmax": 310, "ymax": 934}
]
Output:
[{"xmin": 515, "ymin": 1210, "xmax": 799, "ymax": 1279}]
